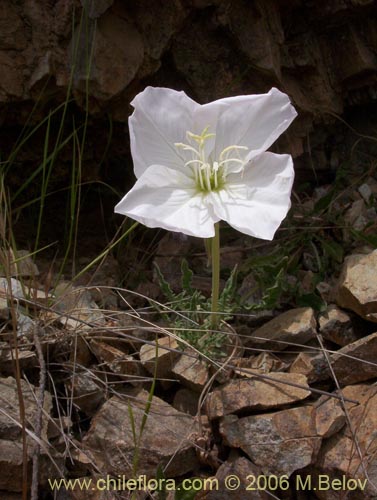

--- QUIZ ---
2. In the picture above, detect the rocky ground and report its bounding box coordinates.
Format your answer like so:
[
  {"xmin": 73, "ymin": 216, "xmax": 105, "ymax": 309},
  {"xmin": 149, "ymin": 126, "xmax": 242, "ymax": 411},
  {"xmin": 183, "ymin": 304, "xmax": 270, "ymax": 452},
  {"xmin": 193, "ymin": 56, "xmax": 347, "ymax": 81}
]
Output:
[
  {"xmin": 0, "ymin": 173, "xmax": 377, "ymax": 499},
  {"xmin": 1, "ymin": 3, "xmax": 377, "ymax": 497}
]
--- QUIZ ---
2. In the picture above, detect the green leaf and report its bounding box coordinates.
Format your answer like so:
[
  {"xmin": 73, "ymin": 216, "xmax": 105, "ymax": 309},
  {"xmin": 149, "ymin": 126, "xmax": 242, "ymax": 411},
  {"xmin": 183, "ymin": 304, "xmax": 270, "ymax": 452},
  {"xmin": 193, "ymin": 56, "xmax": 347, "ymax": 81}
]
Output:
[
  {"xmin": 174, "ymin": 483, "xmax": 200, "ymax": 500},
  {"xmin": 154, "ymin": 263, "xmax": 175, "ymax": 301},
  {"xmin": 297, "ymin": 292, "xmax": 327, "ymax": 311},
  {"xmin": 317, "ymin": 238, "xmax": 344, "ymax": 263},
  {"xmin": 349, "ymin": 228, "xmax": 377, "ymax": 248},
  {"xmin": 181, "ymin": 258, "xmax": 194, "ymax": 294}
]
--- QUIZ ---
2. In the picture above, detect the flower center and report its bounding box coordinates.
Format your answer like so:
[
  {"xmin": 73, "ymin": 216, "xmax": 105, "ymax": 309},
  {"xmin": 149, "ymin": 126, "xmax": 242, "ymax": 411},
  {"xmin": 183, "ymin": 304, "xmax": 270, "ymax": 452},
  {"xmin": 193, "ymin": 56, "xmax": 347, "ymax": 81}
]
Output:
[{"xmin": 175, "ymin": 127, "xmax": 248, "ymax": 193}]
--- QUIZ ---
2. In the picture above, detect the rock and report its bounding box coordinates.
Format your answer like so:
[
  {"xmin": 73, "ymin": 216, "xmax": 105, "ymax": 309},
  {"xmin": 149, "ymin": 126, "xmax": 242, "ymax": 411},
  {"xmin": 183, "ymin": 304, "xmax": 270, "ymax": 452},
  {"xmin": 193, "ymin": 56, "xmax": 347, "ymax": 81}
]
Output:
[
  {"xmin": 0, "ymin": 297, "xmax": 8, "ymax": 321},
  {"xmin": 74, "ymin": 255, "xmax": 120, "ymax": 309},
  {"xmin": 220, "ymin": 406, "xmax": 322, "ymax": 477},
  {"xmin": 0, "ymin": 278, "xmax": 24, "ymax": 300},
  {"xmin": 47, "ymin": 416, "xmax": 72, "ymax": 440},
  {"xmin": 0, "ymin": 376, "xmax": 52, "ymax": 441},
  {"xmin": 0, "ymin": 349, "xmax": 37, "ymax": 375},
  {"xmin": 289, "ymin": 352, "xmax": 330, "ymax": 383},
  {"xmin": 69, "ymin": 334, "xmax": 93, "ymax": 368},
  {"xmin": 0, "ymin": 377, "xmax": 61, "ymax": 492},
  {"xmin": 71, "ymin": 11, "xmax": 144, "ymax": 101},
  {"xmin": 90, "ymin": 339, "xmax": 141, "ymax": 382},
  {"xmin": 80, "ymin": 0, "xmax": 114, "ymax": 19},
  {"xmin": 52, "ymin": 282, "xmax": 105, "ymax": 329},
  {"xmin": 318, "ymin": 305, "xmax": 358, "ymax": 346},
  {"xmin": 336, "ymin": 249, "xmax": 377, "ymax": 322},
  {"xmin": 0, "ymin": 440, "xmax": 29, "ymax": 491},
  {"xmin": 0, "ymin": 249, "xmax": 39, "ymax": 277},
  {"xmin": 232, "ymin": 352, "xmax": 289, "ymax": 377},
  {"xmin": 315, "ymin": 394, "xmax": 346, "ymax": 438},
  {"xmin": 344, "ymin": 199, "xmax": 369, "ymax": 231},
  {"xmin": 201, "ymin": 453, "xmax": 270, "ymax": 499},
  {"xmin": 139, "ymin": 336, "xmax": 180, "ymax": 378},
  {"xmin": 16, "ymin": 311, "xmax": 35, "ymax": 338},
  {"xmin": 330, "ymin": 331, "xmax": 377, "ymax": 385},
  {"xmin": 206, "ymin": 373, "xmax": 311, "ymax": 419},
  {"xmin": 66, "ymin": 371, "xmax": 105, "ymax": 416},
  {"xmin": 172, "ymin": 351, "xmax": 209, "ymax": 392},
  {"xmin": 83, "ymin": 389, "xmax": 199, "ymax": 478},
  {"xmin": 315, "ymin": 384, "xmax": 377, "ymax": 498},
  {"xmin": 173, "ymin": 388, "xmax": 200, "ymax": 416},
  {"xmin": 0, "ymin": 438, "xmax": 63, "ymax": 492},
  {"xmin": 247, "ymin": 307, "xmax": 317, "ymax": 350}
]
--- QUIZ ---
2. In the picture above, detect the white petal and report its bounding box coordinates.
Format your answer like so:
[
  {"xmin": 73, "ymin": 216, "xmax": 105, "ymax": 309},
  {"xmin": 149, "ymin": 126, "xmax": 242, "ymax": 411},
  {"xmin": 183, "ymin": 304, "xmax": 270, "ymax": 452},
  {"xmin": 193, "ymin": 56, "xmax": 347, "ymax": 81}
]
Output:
[
  {"xmin": 129, "ymin": 87, "xmax": 200, "ymax": 177},
  {"xmin": 209, "ymin": 152, "xmax": 294, "ymax": 240},
  {"xmin": 195, "ymin": 88, "xmax": 297, "ymax": 160},
  {"xmin": 115, "ymin": 165, "xmax": 219, "ymax": 237}
]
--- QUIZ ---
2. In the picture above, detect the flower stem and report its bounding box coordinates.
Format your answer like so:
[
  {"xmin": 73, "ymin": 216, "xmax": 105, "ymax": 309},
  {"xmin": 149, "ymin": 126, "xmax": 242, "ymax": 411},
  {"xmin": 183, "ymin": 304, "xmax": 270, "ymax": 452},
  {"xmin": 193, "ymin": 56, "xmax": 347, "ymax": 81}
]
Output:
[{"xmin": 211, "ymin": 222, "xmax": 220, "ymax": 330}]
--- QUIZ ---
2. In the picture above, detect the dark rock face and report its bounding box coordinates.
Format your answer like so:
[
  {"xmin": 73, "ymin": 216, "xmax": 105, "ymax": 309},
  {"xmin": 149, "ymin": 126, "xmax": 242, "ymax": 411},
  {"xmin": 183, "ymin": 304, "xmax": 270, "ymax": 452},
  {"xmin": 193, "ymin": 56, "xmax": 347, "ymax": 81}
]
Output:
[
  {"xmin": 1, "ymin": 1, "xmax": 377, "ymax": 127},
  {"xmin": 1, "ymin": 0, "xmax": 377, "ymax": 248}
]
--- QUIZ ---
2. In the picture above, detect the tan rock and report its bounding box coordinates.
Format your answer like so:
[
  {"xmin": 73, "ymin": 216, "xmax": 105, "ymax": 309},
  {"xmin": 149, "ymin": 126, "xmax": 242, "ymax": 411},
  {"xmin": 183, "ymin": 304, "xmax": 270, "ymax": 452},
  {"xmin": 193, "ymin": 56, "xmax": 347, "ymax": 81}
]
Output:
[
  {"xmin": 247, "ymin": 307, "xmax": 317, "ymax": 350},
  {"xmin": 202, "ymin": 453, "xmax": 270, "ymax": 499},
  {"xmin": 232, "ymin": 352, "xmax": 289, "ymax": 377},
  {"xmin": 83, "ymin": 389, "xmax": 199, "ymax": 478},
  {"xmin": 319, "ymin": 304, "xmax": 358, "ymax": 346},
  {"xmin": 206, "ymin": 373, "xmax": 311, "ymax": 419},
  {"xmin": 336, "ymin": 249, "xmax": 377, "ymax": 322},
  {"xmin": 315, "ymin": 384, "xmax": 377, "ymax": 498},
  {"xmin": 330, "ymin": 332, "xmax": 377, "ymax": 385},
  {"xmin": 172, "ymin": 351, "xmax": 209, "ymax": 392},
  {"xmin": 289, "ymin": 352, "xmax": 330, "ymax": 383},
  {"xmin": 315, "ymin": 395, "xmax": 346, "ymax": 438},
  {"xmin": 220, "ymin": 406, "xmax": 321, "ymax": 477},
  {"xmin": 90, "ymin": 339, "xmax": 141, "ymax": 382},
  {"xmin": 173, "ymin": 388, "xmax": 200, "ymax": 416},
  {"xmin": 139, "ymin": 336, "xmax": 180, "ymax": 378}
]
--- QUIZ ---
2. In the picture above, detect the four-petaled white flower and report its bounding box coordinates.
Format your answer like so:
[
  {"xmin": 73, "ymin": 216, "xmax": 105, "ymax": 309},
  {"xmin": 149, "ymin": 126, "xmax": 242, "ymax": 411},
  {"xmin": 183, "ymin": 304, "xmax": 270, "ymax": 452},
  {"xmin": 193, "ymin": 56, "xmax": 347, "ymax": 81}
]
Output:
[{"xmin": 115, "ymin": 86, "xmax": 297, "ymax": 239}]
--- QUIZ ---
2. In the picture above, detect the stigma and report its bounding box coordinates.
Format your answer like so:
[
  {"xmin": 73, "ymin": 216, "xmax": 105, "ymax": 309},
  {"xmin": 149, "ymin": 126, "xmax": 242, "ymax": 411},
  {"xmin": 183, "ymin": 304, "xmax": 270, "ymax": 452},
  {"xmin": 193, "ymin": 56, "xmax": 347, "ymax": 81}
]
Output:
[{"xmin": 175, "ymin": 127, "xmax": 248, "ymax": 193}]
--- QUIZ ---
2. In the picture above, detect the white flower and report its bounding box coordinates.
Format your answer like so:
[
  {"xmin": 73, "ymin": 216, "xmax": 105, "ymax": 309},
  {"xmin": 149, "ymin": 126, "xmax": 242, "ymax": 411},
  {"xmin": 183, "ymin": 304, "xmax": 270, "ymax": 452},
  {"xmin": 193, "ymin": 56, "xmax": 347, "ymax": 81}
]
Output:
[{"xmin": 115, "ymin": 86, "xmax": 297, "ymax": 239}]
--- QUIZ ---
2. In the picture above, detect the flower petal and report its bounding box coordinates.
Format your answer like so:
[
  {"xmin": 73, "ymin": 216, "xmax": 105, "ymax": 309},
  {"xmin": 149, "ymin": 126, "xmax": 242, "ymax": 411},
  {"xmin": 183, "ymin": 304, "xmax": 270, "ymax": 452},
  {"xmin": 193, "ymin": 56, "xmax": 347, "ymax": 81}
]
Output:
[
  {"xmin": 209, "ymin": 152, "xmax": 294, "ymax": 240},
  {"xmin": 195, "ymin": 88, "xmax": 297, "ymax": 160},
  {"xmin": 129, "ymin": 87, "xmax": 200, "ymax": 177},
  {"xmin": 115, "ymin": 165, "xmax": 219, "ymax": 237}
]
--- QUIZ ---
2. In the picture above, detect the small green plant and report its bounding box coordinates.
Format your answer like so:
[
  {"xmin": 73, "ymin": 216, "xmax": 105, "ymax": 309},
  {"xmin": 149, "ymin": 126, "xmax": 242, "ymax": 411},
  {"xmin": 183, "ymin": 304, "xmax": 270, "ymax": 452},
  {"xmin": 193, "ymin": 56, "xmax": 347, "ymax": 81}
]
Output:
[{"xmin": 154, "ymin": 259, "xmax": 239, "ymax": 358}]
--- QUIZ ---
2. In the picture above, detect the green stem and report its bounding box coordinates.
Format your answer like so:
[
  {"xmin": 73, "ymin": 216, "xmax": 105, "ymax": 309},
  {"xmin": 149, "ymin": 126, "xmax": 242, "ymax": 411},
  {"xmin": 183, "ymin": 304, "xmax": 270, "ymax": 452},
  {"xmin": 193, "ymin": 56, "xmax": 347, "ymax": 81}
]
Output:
[{"xmin": 211, "ymin": 222, "xmax": 220, "ymax": 330}]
